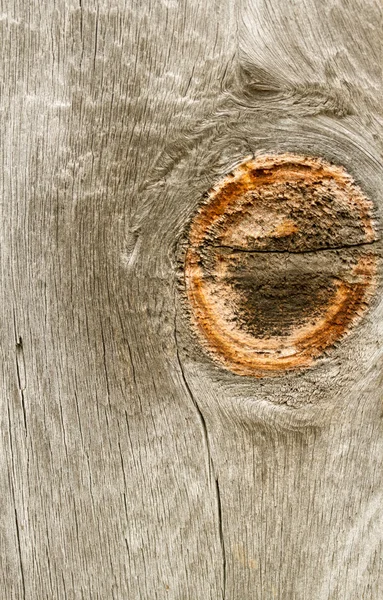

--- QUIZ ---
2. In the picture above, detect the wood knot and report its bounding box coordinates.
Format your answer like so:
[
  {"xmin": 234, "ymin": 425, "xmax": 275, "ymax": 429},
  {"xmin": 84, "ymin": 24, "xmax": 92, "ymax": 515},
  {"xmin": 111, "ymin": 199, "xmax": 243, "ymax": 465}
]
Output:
[{"xmin": 184, "ymin": 153, "xmax": 378, "ymax": 376}]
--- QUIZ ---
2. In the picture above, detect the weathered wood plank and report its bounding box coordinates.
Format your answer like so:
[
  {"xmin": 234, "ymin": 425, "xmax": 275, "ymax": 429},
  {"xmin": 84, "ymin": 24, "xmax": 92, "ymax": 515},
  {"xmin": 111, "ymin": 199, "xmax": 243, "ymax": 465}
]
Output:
[{"xmin": 0, "ymin": 0, "xmax": 382, "ymax": 598}]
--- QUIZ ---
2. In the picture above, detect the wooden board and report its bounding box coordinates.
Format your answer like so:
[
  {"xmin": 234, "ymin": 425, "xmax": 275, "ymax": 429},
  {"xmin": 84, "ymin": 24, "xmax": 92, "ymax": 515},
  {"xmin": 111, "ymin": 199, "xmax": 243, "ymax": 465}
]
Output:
[{"xmin": 0, "ymin": 1, "xmax": 382, "ymax": 598}]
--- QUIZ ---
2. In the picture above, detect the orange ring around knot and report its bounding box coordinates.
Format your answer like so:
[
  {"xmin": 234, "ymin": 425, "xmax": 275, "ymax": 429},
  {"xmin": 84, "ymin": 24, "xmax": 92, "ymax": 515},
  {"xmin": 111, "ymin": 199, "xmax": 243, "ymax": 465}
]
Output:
[{"xmin": 184, "ymin": 153, "xmax": 378, "ymax": 376}]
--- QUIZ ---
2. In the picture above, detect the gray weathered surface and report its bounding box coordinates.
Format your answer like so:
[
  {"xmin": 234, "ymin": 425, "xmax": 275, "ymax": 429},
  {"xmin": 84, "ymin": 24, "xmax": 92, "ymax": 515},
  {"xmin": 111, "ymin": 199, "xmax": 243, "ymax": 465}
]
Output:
[{"xmin": 0, "ymin": 1, "xmax": 382, "ymax": 598}]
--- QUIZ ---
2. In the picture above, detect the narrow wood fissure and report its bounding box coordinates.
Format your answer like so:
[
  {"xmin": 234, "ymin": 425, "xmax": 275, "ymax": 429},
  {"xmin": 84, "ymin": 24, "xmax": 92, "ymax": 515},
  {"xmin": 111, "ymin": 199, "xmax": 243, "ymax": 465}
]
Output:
[
  {"xmin": 173, "ymin": 292, "xmax": 227, "ymax": 599},
  {"xmin": 14, "ymin": 507, "xmax": 26, "ymax": 600},
  {"xmin": 13, "ymin": 312, "xmax": 28, "ymax": 435},
  {"xmin": 6, "ymin": 400, "xmax": 26, "ymax": 600},
  {"xmin": 211, "ymin": 238, "xmax": 380, "ymax": 255},
  {"xmin": 214, "ymin": 476, "xmax": 227, "ymax": 600}
]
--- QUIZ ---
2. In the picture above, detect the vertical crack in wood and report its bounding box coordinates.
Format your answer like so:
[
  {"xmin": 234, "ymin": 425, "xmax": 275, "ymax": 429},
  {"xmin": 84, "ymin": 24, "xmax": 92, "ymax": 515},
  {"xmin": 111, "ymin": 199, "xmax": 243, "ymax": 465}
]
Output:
[
  {"xmin": 173, "ymin": 292, "xmax": 212, "ymax": 478},
  {"xmin": 13, "ymin": 507, "xmax": 26, "ymax": 600},
  {"xmin": 13, "ymin": 311, "xmax": 27, "ymax": 435},
  {"xmin": 173, "ymin": 291, "xmax": 227, "ymax": 598},
  {"xmin": 6, "ymin": 400, "xmax": 26, "ymax": 600},
  {"xmin": 15, "ymin": 339, "xmax": 27, "ymax": 435},
  {"xmin": 215, "ymin": 476, "xmax": 227, "ymax": 600}
]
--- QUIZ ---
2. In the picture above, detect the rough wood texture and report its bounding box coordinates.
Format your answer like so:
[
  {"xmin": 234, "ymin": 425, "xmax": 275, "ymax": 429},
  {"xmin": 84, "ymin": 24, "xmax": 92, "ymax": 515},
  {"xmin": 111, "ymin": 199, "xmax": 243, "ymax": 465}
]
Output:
[
  {"xmin": 185, "ymin": 154, "xmax": 378, "ymax": 375},
  {"xmin": 0, "ymin": 1, "xmax": 382, "ymax": 599}
]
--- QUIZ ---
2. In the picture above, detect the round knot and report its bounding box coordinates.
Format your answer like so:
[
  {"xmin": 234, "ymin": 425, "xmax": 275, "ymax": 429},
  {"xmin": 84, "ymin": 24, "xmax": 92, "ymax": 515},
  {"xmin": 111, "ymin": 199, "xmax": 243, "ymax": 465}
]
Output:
[{"xmin": 184, "ymin": 153, "xmax": 378, "ymax": 376}]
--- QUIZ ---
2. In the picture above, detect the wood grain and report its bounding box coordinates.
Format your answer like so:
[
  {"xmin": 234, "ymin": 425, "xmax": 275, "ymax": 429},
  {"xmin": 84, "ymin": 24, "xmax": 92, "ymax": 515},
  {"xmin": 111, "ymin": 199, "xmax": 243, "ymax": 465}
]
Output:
[{"xmin": 0, "ymin": 0, "xmax": 382, "ymax": 599}]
